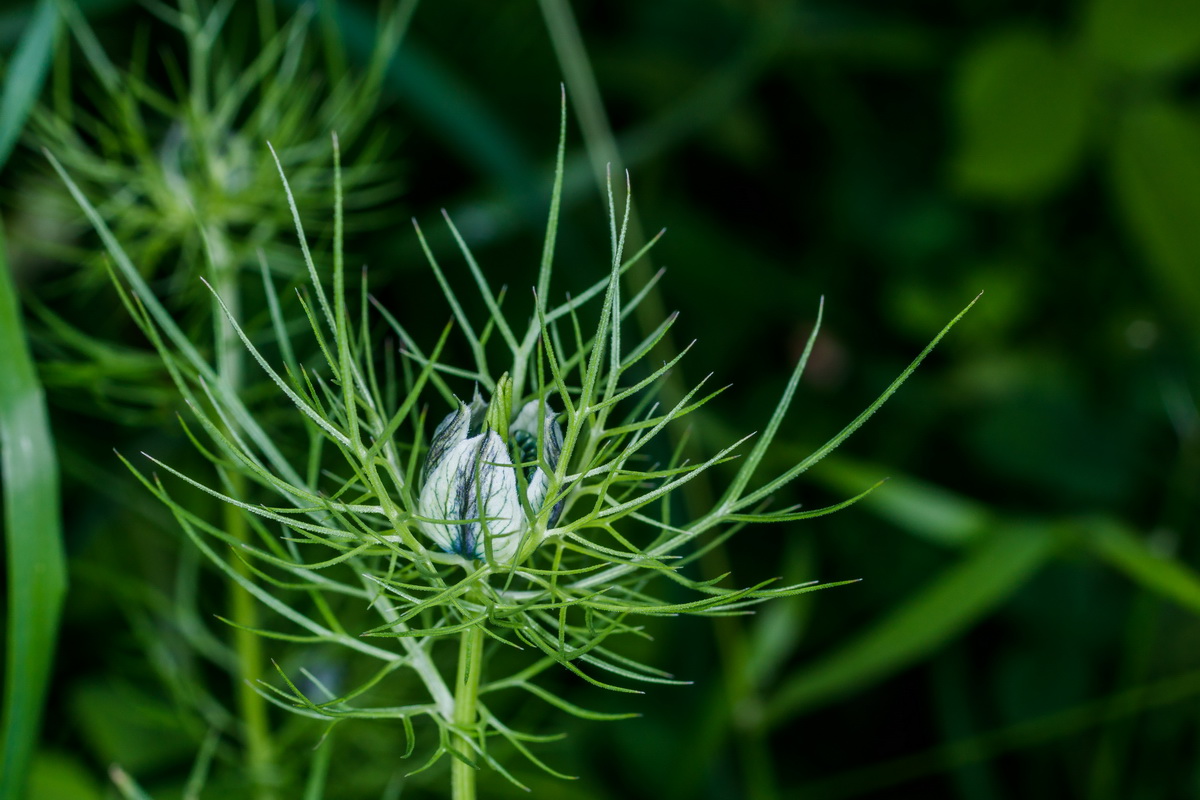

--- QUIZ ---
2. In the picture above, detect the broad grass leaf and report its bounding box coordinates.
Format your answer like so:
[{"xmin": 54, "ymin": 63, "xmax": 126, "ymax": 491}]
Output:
[
  {"xmin": 26, "ymin": 752, "xmax": 104, "ymax": 800},
  {"xmin": 0, "ymin": 216, "xmax": 67, "ymax": 799},
  {"xmin": 768, "ymin": 523, "xmax": 1058, "ymax": 722},
  {"xmin": 814, "ymin": 455, "xmax": 992, "ymax": 547},
  {"xmin": 1089, "ymin": 520, "xmax": 1200, "ymax": 615}
]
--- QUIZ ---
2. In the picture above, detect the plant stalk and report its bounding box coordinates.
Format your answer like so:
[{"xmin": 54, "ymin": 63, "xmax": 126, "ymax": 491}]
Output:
[
  {"xmin": 226, "ymin": 494, "xmax": 275, "ymax": 797},
  {"xmin": 451, "ymin": 624, "xmax": 485, "ymax": 800},
  {"xmin": 212, "ymin": 227, "xmax": 275, "ymax": 799}
]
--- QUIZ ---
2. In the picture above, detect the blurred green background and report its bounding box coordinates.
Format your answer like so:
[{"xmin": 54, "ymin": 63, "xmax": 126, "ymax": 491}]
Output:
[{"xmin": 4, "ymin": 0, "xmax": 1200, "ymax": 798}]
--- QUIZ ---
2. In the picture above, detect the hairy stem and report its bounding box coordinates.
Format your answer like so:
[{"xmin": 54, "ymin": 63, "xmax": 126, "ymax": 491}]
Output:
[
  {"xmin": 360, "ymin": 582, "xmax": 456, "ymax": 718},
  {"xmin": 451, "ymin": 624, "xmax": 485, "ymax": 800}
]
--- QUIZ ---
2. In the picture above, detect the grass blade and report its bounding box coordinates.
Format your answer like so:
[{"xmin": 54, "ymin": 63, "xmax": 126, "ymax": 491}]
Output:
[
  {"xmin": 0, "ymin": 215, "xmax": 67, "ymax": 800},
  {"xmin": 800, "ymin": 667, "xmax": 1200, "ymax": 799},
  {"xmin": 1089, "ymin": 519, "xmax": 1200, "ymax": 615},
  {"xmin": 813, "ymin": 454, "xmax": 994, "ymax": 547},
  {"xmin": 768, "ymin": 521, "xmax": 1057, "ymax": 723},
  {"xmin": 0, "ymin": 0, "xmax": 59, "ymax": 170}
]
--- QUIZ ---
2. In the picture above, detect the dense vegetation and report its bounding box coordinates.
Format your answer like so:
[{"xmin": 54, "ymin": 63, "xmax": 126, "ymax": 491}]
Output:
[{"xmin": 2, "ymin": 1, "xmax": 1199, "ymax": 798}]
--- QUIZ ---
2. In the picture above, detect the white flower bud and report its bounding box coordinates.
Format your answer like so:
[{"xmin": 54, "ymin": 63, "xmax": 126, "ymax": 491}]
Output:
[{"xmin": 417, "ymin": 393, "xmax": 564, "ymax": 564}]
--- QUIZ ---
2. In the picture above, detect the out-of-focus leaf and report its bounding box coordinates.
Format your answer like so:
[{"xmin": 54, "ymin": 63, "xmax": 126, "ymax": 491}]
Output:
[
  {"xmin": 0, "ymin": 216, "xmax": 67, "ymax": 800},
  {"xmin": 1088, "ymin": 519, "xmax": 1200, "ymax": 614},
  {"xmin": 1110, "ymin": 103, "xmax": 1200, "ymax": 323},
  {"xmin": 276, "ymin": 0, "xmax": 544, "ymax": 223},
  {"xmin": 768, "ymin": 523, "xmax": 1058, "ymax": 723},
  {"xmin": 71, "ymin": 681, "xmax": 194, "ymax": 774},
  {"xmin": 814, "ymin": 455, "xmax": 992, "ymax": 547},
  {"xmin": 968, "ymin": 379, "xmax": 1142, "ymax": 506},
  {"xmin": 744, "ymin": 538, "xmax": 814, "ymax": 688},
  {"xmin": 0, "ymin": 1, "xmax": 128, "ymax": 49},
  {"xmin": 109, "ymin": 768, "xmax": 154, "ymax": 800},
  {"xmin": 26, "ymin": 752, "xmax": 104, "ymax": 800},
  {"xmin": 799, "ymin": 667, "xmax": 1200, "ymax": 799},
  {"xmin": 1083, "ymin": 0, "xmax": 1200, "ymax": 73},
  {"xmin": 952, "ymin": 29, "xmax": 1090, "ymax": 199},
  {"xmin": 0, "ymin": 0, "xmax": 59, "ymax": 170}
]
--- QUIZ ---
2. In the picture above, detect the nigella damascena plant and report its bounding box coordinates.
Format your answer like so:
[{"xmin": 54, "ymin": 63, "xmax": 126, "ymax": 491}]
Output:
[
  {"xmin": 80, "ymin": 120, "xmax": 973, "ymax": 797},
  {"xmin": 417, "ymin": 376, "xmax": 564, "ymax": 565}
]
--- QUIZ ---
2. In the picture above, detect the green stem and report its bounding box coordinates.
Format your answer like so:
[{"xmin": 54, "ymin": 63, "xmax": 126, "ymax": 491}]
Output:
[
  {"xmin": 227, "ymin": 493, "xmax": 275, "ymax": 797},
  {"xmin": 451, "ymin": 624, "xmax": 485, "ymax": 800},
  {"xmin": 212, "ymin": 229, "xmax": 275, "ymax": 799}
]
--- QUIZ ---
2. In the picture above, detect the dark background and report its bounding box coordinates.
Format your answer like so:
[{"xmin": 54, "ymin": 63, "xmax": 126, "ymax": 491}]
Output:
[{"xmin": 5, "ymin": 0, "xmax": 1200, "ymax": 797}]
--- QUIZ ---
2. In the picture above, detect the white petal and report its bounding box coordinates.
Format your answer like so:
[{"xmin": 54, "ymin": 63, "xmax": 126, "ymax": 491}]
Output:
[
  {"xmin": 540, "ymin": 411, "xmax": 563, "ymax": 473},
  {"xmin": 534, "ymin": 409, "xmax": 565, "ymax": 525},
  {"xmin": 417, "ymin": 432, "xmax": 531, "ymax": 564},
  {"xmin": 417, "ymin": 435, "xmax": 480, "ymax": 555},
  {"xmin": 510, "ymin": 400, "xmax": 541, "ymax": 435},
  {"xmin": 525, "ymin": 468, "xmax": 550, "ymax": 513},
  {"xmin": 474, "ymin": 432, "xmax": 526, "ymax": 563},
  {"xmin": 423, "ymin": 402, "xmax": 471, "ymax": 482}
]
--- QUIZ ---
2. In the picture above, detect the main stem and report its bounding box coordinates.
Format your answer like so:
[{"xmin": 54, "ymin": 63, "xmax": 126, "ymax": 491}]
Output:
[
  {"xmin": 226, "ymin": 496, "xmax": 274, "ymax": 795},
  {"xmin": 451, "ymin": 624, "xmax": 485, "ymax": 800},
  {"xmin": 212, "ymin": 229, "xmax": 275, "ymax": 799}
]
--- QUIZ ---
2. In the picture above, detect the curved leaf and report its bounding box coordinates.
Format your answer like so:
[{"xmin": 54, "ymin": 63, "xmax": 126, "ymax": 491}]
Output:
[{"xmin": 769, "ymin": 523, "xmax": 1057, "ymax": 723}]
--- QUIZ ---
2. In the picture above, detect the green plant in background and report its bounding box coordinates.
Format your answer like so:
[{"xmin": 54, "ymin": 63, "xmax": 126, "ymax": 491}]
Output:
[
  {"xmin": 20, "ymin": 0, "xmax": 413, "ymax": 423},
  {"xmin": 952, "ymin": 0, "xmax": 1200, "ymax": 327},
  {"xmin": 6, "ymin": 3, "xmax": 414, "ymax": 797},
  {"xmin": 50, "ymin": 93, "xmax": 973, "ymax": 794}
]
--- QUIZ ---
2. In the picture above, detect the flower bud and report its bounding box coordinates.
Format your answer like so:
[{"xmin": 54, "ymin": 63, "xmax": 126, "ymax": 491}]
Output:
[
  {"xmin": 509, "ymin": 399, "xmax": 564, "ymax": 526},
  {"xmin": 417, "ymin": 389, "xmax": 565, "ymax": 564}
]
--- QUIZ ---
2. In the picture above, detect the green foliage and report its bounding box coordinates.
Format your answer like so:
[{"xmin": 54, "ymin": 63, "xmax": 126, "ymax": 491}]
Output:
[
  {"xmin": 50, "ymin": 106, "xmax": 972, "ymax": 791},
  {"xmin": 0, "ymin": 0, "xmax": 57, "ymax": 167},
  {"xmin": 1083, "ymin": 0, "xmax": 1200, "ymax": 73},
  {"xmin": 1110, "ymin": 104, "xmax": 1200, "ymax": 323},
  {"xmin": 771, "ymin": 522, "xmax": 1061, "ymax": 720},
  {"xmin": 7, "ymin": 0, "xmax": 1200, "ymax": 797},
  {"xmin": 25, "ymin": 0, "xmax": 411, "ymax": 421},
  {"xmin": 952, "ymin": 29, "xmax": 1091, "ymax": 198}
]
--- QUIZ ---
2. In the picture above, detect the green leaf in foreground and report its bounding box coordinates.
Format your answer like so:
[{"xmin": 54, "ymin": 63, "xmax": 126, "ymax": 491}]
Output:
[{"xmin": 0, "ymin": 216, "xmax": 68, "ymax": 799}]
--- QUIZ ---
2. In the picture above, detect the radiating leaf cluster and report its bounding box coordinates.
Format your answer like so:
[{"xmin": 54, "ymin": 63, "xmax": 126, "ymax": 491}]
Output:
[
  {"xmin": 50, "ymin": 91, "xmax": 973, "ymax": 786},
  {"xmin": 26, "ymin": 0, "xmax": 414, "ymax": 423}
]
